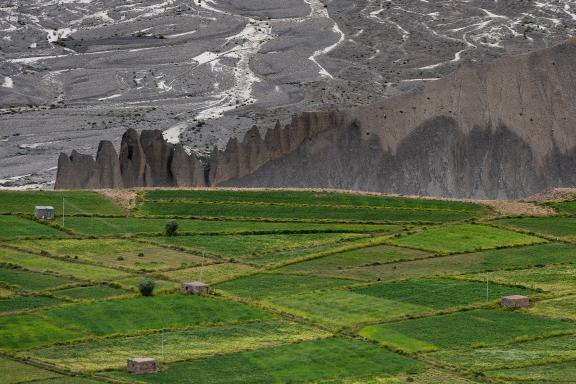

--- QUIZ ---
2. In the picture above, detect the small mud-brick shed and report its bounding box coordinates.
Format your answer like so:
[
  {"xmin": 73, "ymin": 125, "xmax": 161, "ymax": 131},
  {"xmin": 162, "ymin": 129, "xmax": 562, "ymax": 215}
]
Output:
[
  {"xmin": 35, "ymin": 206, "xmax": 55, "ymax": 220},
  {"xmin": 127, "ymin": 358, "xmax": 158, "ymax": 374},
  {"xmin": 501, "ymin": 295, "xmax": 530, "ymax": 309},
  {"xmin": 181, "ymin": 281, "xmax": 210, "ymax": 295}
]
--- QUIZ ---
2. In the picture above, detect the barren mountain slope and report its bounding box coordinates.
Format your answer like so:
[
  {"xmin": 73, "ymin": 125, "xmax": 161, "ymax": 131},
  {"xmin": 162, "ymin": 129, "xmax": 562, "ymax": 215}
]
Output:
[{"xmin": 1, "ymin": 0, "xmax": 576, "ymax": 188}]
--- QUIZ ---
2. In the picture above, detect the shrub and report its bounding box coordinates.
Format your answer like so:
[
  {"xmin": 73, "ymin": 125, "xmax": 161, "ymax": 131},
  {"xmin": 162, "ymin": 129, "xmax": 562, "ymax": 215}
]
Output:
[
  {"xmin": 138, "ymin": 279, "xmax": 155, "ymax": 297},
  {"xmin": 165, "ymin": 220, "xmax": 179, "ymax": 236}
]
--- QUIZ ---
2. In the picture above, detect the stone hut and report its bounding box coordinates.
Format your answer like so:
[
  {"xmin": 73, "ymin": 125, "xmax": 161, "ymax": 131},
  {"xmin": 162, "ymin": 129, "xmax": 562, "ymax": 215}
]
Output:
[
  {"xmin": 127, "ymin": 358, "xmax": 158, "ymax": 374},
  {"xmin": 181, "ymin": 281, "xmax": 210, "ymax": 295},
  {"xmin": 34, "ymin": 206, "xmax": 55, "ymax": 220},
  {"xmin": 501, "ymin": 295, "xmax": 530, "ymax": 309}
]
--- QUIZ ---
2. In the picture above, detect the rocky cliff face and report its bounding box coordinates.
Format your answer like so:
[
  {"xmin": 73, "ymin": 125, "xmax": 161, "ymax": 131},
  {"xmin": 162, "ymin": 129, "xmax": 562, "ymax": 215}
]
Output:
[
  {"xmin": 55, "ymin": 39, "xmax": 576, "ymax": 198},
  {"xmin": 55, "ymin": 129, "xmax": 206, "ymax": 189}
]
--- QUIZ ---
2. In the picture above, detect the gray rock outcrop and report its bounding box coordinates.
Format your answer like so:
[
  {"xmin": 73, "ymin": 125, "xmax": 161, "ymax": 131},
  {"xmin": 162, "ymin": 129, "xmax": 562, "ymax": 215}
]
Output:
[
  {"xmin": 55, "ymin": 129, "xmax": 206, "ymax": 189},
  {"xmin": 55, "ymin": 38, "xmax": 576, "ymax": 198}
]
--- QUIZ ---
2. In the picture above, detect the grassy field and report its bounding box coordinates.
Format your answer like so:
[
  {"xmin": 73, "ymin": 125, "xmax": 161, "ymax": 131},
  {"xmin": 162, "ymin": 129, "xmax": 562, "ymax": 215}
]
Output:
[
  {"xmin": 278, "ymin": 245, "xmax": 432, "ymax": 275},
  {"xmin": 428, "ymin": 333, "xmax": 576, "ymax": 371},
  {"xmin": 351, "ymin": 279, "xmax": 535, "ymax": 309},
  {"xmin": 43, "ymin": 295, "xmax": 269, "ymax": 336},
  {"xmin": 29, "ymin": 320, "xmax": 329, "ymax": 371},
  {"xmin": 3, "ymin": 189, "xmax": 576, "ymax": 382},
  {"xmin": 464, "ymin": 265, "xmax": 576, "ymax": 293},
  {"xmin": 496, "ymin": 216, "xmax": 576, "ymax": 240},
  {"xmin": 549, "ymin": 200, "xmax": 576, "ymax": 215},
  {"xmin": 52, "ymin": 285, "xmax": 127, "ymax": 301},
  {"xmin": 360, "ymin": 309, "xmax": 575, "ymax": 351},
  {"xmin": 143, "ymin": 190, "xmax": 485, "ymax": 212},
  {"xmin": 62, "ymin": 216, "xmax": 401, "ymax": 236},
  {"xmin": 0, "ymin": 295, "xmax": 61, "ymax": 314},
  {"xmin": 1, "ymin": 357, "xmax": 62, "ymax": 384},
  {"xmin": 485, "ymin": 360, "xmax": 576, "ymax": 381},
  {"xmin": 161, "ymin": 263, "xmax": 258, "ymax": 285},
  {"xmin": 147, "ymin": 233, "xmax": 367, "ymax": 260},
  {"xmin": 269, "ymin": 290, "xmax": 427, "ymax": 327},
  {"xmin": 107, "ymin": 337, "xmax": 425, "ymax": 384},
  {"xmin": 215, "ymin": 273, "xmax": 356, "ymax": 300},
  {"xmin": 389, "ymin": 224, "xmax": 546, "ymax": 254},
  {"xmin": 139, "ymin": 201, "xmax": 480, "ymax": 223},
  {"xmin": 0, "ymin": 191, "xmax": 123, "ymax": 216},
  {"xmin": 0, "ymin": 215, "xmax": 65, "ymax": 239},
  {"xmin": 0, "ymin": 267, "xmax": 75, "ymax": 291},
  {"xmin": 307, "ymin": 243, "xmax": 576, "ymax": 282},
  {"xmin": 0, "ymin": 247, "xmax": 130, "ymax": 281}
]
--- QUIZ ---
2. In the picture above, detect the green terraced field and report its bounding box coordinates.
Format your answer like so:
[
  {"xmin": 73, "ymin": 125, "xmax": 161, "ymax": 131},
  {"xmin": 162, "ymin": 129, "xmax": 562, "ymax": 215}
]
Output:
[
  {"xmin": 549, "ymin": 200, "xmax": 576, "ymax": 215},
  {"xmin": 428, "ymin": 333, "xmax": 576, "ymax": 371},
  {"xmin": 139, "ymin": 201, "xmax": 481, "ymax": 223},
  {"xmin": 278, "ymin": 245, "xmax": 432, "ymax": 275},
  {"xmin": 2, "ymin": 189, "xmax": 576, "ymax": 383},
  {"xmin": 0, "ymin": 215, "xmax": 65, "ymax": 239},
  {"xmin": 485, "ymin": 360, "xmax": 576, "ymax": 381},
  {"xmin": 351, "ymin": 279, "xmax": 535, "ymax": 309},
  {"xmin": 311, "ymin": 243, "xmax": 576, "ymax": 282},
  {"xmin": 216, "ymin": 273, "xmax": 356, "ymax": 299},
  {"xmin": 52, "ymin": 285, "xmax": 127, "ymax": 301},
  {"xmin": 0, "ymin": 267, "xmax": 74, "ymax": 291},
  {"xmin": 107, "ymin": 338, "xmax": 425, "ymax": 384},
  {"xmin": 147, "ymin": 233, "xmax": 367, "ymax": 262},
  {"xmin": 29, "ymin": 320, "xmax": 329, "ymax": 371},
  {"xmin": 389, "ymin": 224, "xmax": 546, "ymax": 254},
  {"xmin": 63, "ymin": 216, "xmax": 401, "ymax": 236},
  {"xmin": 1, "ymin": 357, "xmax": 62, "ymax": 384},
  {"xmin": 0, "ymin": 295, "xmax": 61, "ymax": 313},
  {"xmin": 42, "ymin": 295, "xmax": 269, "ymax": 336},
  {"xmin": 142, "ymin": 190, "xmax": 485, "ymax": 212},
  {"xmin": 496, "ymin": 216, "xmax": 576, "ymax": 240},
  {"xmin": 0, "ymin": 191, "xmax": 123, "ymax": 216},
  {"xmin": 0, "ymin": 247, "xmax": 130, "ymax": 281},
  {"xmin": 360, "ymin": 309, "xmax": 575, "ymax": 351}
]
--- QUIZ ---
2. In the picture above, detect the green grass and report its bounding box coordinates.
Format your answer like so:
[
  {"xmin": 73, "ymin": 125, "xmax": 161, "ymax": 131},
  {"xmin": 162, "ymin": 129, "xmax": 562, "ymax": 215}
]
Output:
[
  {"xmin": 352, "ymin": 279, "xmax": 535, "ymax": 309},
  {"xmin": 465, "ymin": 265, "xmax": 576, "ymax": 293},
  {"xmin": 143, "ymin": 190, "xmax": 485, "ymax": 212},
  {"xmin": 0, "ymin": 267, "xmax": 74, "ymax": 291},
  {"xmin": 114, "ymin": 276, "xmax": 179, "ymax": 293},
  {"xmin": 359, "ymin": 327, "xmax": 438, "ymax": 353},
  {"xmin": 389, "ymin": 224, "xmax": 546, "ymax": 254},
  {"xmin": 43, "ymin": 295, "xmax": 269, "ymax": 336},
  {"xmin": 0, "ymin": 295, "xmax": 60, "ymax": 313},
  {"xmin": 428, "ymin": 333, "xmax": 576, "ymax": 371},
  {"xmin": 312, "ymin": 243, "xmax": 576, "ymax": 282},
  {"xmin": 531, "ymin": 295, "xmax": 576, "ymax": 320},
  {"xmin": 0, "ymin": 315, "xmax": 84, "ymax": 350},
  {"xmin": 269, "ymin": 290, "xmax": 427, "ymax": 327},
  {"xmin": 0, "ymin": 357, "xmax": 62, "ymax": 383},
  {"xmin": 26, "ymin": 378, "xmax": 104, "ymax": 384},
  {"xmin": 161, "ymin": 263, "xmax": 259, "ymax": 285},
  {"xmin": 0, "ymin": 215, "xmax": 65, "ymax": 239},
  {"xmin": 107, "ymin": 337, "xmax": 424, "ymax": 384},
  {"xmin": 147, "ymin": 233, "xmax": 366, "ymax": 263},
  {"xmin": 0, "ymin": 287, "xmax": 16, "ymax": 298},
  {"xmin": 549, "ymin": 200, "xmax": 576, "ymax": 215},
  {"xmin": 216, "ymin": 273, "xmax": 356, "ymax": 300},
  {"xmin": 485, "ymin": 360, "xmax": 576, "ymax": 381},
  {"xmin": 52, "ymin": 285, "xmax": 127, "ymax": 301},
  {"xmin": 11, "ymin": 239, "xmax": 204, "ymax": 271},
  {"xmin": 63, "ymin": 216, "xmax": 402, "ymax": 236},
  {"xmin": 360, "ymin": 309, "xmax": 575, "ymax": 351},
  {"xmin": 496, "ymin": 216, "xmax": 576, "ymax": 240},
  {"xmin": 30, "ymin": 320, "xmax": 329, "ymax": 371},
  {"xmin": 0, "ymin": 247, "xmax": 129, "ymax": 281},
  {"xmin": 0, "ymin": 191, "xmax": 123, "ymax": 216},
  {"xmin": 139, "ymin": 201, "xmax": 480, "ymax": 223},
  {"xmin": 278, "ymin": 245, "xmax": 432, "ymax": 275}
]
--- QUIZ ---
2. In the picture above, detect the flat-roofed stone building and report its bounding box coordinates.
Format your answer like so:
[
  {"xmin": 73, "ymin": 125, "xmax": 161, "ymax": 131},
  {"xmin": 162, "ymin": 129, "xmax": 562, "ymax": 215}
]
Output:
[
  {"xmin": 127, "ymin": 358, "xmax": 158, "ymax": 374},
  {"xmin": 35, "ymin": 206, "xmax": 55, "ymax": 220},
  {"xmin": 181, "ymin": 281, "xmax": 210, "ymax": 295},
  {"xmin": 501, "ymin": 295, "xmax": 530, "ymax": 309}
]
